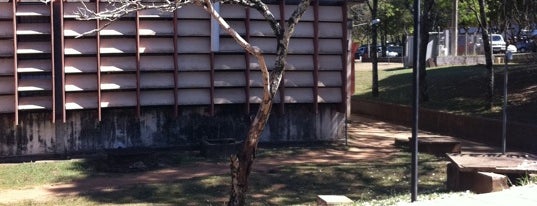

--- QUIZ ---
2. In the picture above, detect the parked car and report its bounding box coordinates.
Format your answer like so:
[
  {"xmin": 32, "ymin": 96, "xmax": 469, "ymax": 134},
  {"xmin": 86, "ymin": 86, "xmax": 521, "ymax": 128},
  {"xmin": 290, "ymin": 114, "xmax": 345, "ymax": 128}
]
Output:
[
  {"xmin": 386, "ymin": 46, "xmax": 403, "ymax": 57},
  {"xmin": 490, "ymin": 34, "xmax": 506, "ymax": 53},
  {"xmin": 515, "ymin": 40, "xmax": 536, "ymax": 53}
]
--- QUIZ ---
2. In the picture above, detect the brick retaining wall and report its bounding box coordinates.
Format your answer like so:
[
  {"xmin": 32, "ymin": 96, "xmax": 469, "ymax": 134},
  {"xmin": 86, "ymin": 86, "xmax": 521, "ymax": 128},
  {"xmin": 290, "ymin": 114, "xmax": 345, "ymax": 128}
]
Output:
[{"xmin": 351, "ymin": 98, "xmax": 537, "ymax": 154}]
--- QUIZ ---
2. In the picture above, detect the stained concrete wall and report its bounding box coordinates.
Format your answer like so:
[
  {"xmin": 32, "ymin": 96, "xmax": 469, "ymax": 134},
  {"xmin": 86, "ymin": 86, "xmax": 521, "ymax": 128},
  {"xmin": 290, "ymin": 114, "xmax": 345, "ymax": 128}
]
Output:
[{"xmin": 0, "ymin": 104, "xmax": 345, "ymax": 157}]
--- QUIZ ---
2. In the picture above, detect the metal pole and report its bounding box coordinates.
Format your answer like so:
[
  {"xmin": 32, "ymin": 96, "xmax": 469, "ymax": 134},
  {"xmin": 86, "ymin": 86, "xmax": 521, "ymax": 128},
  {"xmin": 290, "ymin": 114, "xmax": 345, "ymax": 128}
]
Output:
[
  {"xmin": 502, "ymin": 52, "xmax": 508, "ymax": 154},
  {"xmin": 501, "ymin": 0, "xmax": 508, "ymax": 154},
  {"xmin": 411, "ymin": 0, "xmax": 421, "ymax": 202}
]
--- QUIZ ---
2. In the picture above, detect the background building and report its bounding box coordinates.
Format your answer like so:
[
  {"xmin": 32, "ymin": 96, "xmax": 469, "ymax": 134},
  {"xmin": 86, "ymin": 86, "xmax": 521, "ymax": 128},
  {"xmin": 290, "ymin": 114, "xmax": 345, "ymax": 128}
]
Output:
[{"xmin": 0, "ymin": 0, "xmax": 350, "ymax": 157}]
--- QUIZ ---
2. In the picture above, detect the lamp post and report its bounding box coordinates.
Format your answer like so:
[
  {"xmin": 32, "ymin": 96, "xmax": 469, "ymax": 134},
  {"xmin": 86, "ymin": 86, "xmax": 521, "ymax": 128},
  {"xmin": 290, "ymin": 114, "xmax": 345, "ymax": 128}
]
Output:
[{"xmin": 411, "ymin": 0, "xmax": 421, "ymax": 202}]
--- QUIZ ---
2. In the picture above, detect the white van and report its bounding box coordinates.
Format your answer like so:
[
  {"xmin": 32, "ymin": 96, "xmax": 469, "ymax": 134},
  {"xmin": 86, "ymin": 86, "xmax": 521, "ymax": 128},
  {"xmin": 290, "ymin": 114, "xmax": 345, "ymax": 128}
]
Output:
[{"xmin": 490, "ymin": 34, "xmax": 506, "ymax": 53}]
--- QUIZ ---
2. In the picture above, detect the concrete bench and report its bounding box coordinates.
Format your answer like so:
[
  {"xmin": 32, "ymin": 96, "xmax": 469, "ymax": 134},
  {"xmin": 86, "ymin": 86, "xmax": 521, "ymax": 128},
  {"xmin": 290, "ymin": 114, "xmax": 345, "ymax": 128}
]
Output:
[
  {"xmin": 394, "ymin": 137, "xmax": 461, "ymax": 156},
  {"xmin": 316, "ymin": 195, "xmax": 353, "ymax": 206},
  {"xmin": 446, "ymin": 162, "xmax": 509, "ymax": 193},
  {"xmin": 446, "ymin": 153, "xmax": 537, "ymax": 193}
]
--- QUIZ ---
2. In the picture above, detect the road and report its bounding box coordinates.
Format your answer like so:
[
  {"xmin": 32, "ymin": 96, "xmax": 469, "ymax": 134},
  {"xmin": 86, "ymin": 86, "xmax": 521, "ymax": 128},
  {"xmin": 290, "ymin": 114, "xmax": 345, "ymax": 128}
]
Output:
[{"xmin": 354, "ymin": 61, "xmax": 404, "ymax": 71}]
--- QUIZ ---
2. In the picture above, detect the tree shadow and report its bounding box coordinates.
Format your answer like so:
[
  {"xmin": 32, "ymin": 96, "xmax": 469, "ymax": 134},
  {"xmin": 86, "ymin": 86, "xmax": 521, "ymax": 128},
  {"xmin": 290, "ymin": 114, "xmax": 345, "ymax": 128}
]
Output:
[
  {"xmin": 355, "ymin": 64, "xmax": 537, "ymax": 124},
  {"xmin": 43, "ymin": 148, "xmax": 448, "ymax": 205}
]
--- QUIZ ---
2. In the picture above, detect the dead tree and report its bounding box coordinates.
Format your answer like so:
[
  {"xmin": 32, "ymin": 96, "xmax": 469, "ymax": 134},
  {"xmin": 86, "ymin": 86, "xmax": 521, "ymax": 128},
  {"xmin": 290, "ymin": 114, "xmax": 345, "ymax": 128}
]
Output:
[{"xmin": 76, "ymin": 0, "xmax": 311, "ymax": 205}]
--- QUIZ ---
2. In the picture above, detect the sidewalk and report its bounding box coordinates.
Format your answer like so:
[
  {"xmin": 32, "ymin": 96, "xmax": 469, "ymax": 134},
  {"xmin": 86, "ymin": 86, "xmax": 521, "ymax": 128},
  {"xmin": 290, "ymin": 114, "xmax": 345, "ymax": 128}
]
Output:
[
  {"xmin": 401, "ymin": 184, "xmax": 537, "ymax": 206},
  {"xmin": 352, "ymin": 115, "xmax": 537, "ymax": 206}
]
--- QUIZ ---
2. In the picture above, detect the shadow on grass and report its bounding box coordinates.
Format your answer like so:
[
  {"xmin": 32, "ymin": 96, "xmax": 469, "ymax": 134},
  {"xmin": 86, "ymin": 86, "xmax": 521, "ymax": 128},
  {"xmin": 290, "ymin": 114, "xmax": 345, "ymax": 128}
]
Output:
[
  {"xmin": 44, "ymin": 148, "xmax": 448, "ymax": 205},
  {"xmin": 355, "ymin": 64, "xmax": 537, "ymax": 124}
]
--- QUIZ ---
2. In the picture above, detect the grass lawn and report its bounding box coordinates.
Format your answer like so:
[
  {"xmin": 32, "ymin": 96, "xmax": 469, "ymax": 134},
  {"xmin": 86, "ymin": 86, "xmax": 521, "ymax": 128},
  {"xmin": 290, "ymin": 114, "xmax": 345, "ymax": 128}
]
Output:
[
  {"xmin": 354, "ymin": 62, "xmax": 537, "ymax": 124},
  {"xmin": 0, "ymin": 147, "xmax": 457, "ymax": 205}
]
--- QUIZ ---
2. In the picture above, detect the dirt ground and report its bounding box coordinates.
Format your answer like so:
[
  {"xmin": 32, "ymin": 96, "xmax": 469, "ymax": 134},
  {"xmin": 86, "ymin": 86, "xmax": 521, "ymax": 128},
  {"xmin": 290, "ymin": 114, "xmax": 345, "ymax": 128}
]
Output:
[{"xmin": 0, "ymin": 114, "xmax": 493, "ymax": 204}]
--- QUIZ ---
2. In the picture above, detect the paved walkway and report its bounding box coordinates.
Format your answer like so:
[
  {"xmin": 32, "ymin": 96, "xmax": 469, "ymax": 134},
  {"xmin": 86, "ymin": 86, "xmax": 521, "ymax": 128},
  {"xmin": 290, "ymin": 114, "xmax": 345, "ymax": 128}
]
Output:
[
  {"xmin": 401, "ymin": 184, "xmax": 537, "ymax": 206},
  {"xmin": 352, "ymin": 115, "xmax": 537, "ymax": 206}
]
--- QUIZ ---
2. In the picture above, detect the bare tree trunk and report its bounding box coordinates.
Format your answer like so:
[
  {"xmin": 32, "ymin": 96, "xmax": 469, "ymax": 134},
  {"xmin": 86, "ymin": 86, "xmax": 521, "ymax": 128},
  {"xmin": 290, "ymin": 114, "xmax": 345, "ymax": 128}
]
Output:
[
  {"xmin": 74, "ymin": 0, "xmax": 311, "ymax": 205},
  {"xmin": 226, "ymin": 1, "xmax": 311, "ymax": 205},
  {"xmin": 478, "ymin": 0, "xmax": 494, "ymax": 109}
]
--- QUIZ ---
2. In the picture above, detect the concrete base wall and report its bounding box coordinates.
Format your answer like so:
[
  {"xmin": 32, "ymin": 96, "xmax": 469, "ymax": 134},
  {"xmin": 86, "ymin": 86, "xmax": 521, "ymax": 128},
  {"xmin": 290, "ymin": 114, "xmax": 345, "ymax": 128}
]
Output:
[
  {"xmin": 352, "ymin": 98, "xmax": 537, "ymax": 154},
  {"xmin": 0, "ymin": 104, "xmax": 345, "ymax": 157},
  {"xmin": 436, "ymin": 53, "xmax": 537, "ymax": 67}
]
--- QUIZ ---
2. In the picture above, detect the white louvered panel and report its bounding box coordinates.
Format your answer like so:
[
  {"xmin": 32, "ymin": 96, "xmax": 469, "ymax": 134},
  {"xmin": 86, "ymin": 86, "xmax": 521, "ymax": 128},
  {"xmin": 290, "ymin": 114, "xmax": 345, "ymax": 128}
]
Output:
[
  {"xmin": 0, "ymin": 21, "xmax": 14, "ymax": 37},
  {"xmin": 139, "ymin": 7, "xmax": 174, "ymax": 18},
  {"xmin": 64, "ymin": 21, "xmax": 96, "ymax": 37},
  {"xmin": 319, "ymin": 22, "xmax": 343, "ymax": 38},
  {"xmin": 249, "ymin": 21, "xmax": 274, "ymax": 37},
  {"xmin": 139, "ymin": 20, "xmax": 173, "ymax": 36},
  {"xmin": 18, "ymin": 59, "xmax": 51, "ymax": 73},
  {"xmin": 65, "ymin": 92, "xmax": 98, "ymax": 110},
  {"xmin": 0, "ymin": 95, "xmax": 15, "ymax": 113},
  {"xmin": 64, "ymin": 38, "xmax": 97, "ymax": 55},
  {"xmin": 176, "ymin": 5, "xmax": 210, "ymax": 19},
  {"xmin": 17, "ymin": 41, "xmax": 51, "ymax": 54},
  {"xmin": 140, "ymin": 90, "xmax": 174, "ymax": 106},
  {"xmin": 214, "ymin": 88, "xmax": 245, "ymax": 104},
  {"xmin": 19, "ymin": 96, "xmax": 52, "ymax": 110},
  {"xmin": 317, "ymin": 71, "xmax": 342, "ymax": 87},
  {"xmin": 214, "ymin": 72, "xmax": 246, "ymax": 87},
  {"xmin": 219, "ymin": 37, "xmax": 243, "ymax": 52},
  {"xmin": 101, "ymin": 91, "xmax": 136, "ymax": 108},
  {"xmin": 177, "ymin": 89, "xmax": 210, "ymax": 105},
  {"xmin": 100, "ymin": 73, "xmax": 137, "ymax": 90},
  {"xmin": 64, "ymin": 57, "xmax": 97, "ymax": 73},
  {"xmin": 319, "ymin": 55, "xmax": 342, "ymax": 70},
  {"xmin": 287, "ymin": 55, "xmax": 314, "ymax": 70},
  {"xmin": 0, "ymin": 40, "xmax": 14, "ymax": 56},
  {"xmin": 176, "ymin": 72, "xmax": 211, "ymax": 88},
  {"xmin": 177, "ymin": 20, "xmax": 211, "ymax": 36},
  {"xmin": 250, "ymin": 38, "xmax": 277, "ymax": 53},
  {"xmin": 0, "ymin": 77, "xmax": 14, "ymax": 94},
  {"xmin": 16, "ymin": 23, "xmax": 50, "ymax": 35},
  {"xmin": 140, "ymin": 72, "xmax": 175, "ymax": 89},
  {"xmin": 0, "ymin": 3, "xmax": 14, "ymax": 19},
  {"xmin": 100, "ymin": 20, "xmax": 136, "ymax": 36},
  {"xmin": 220, "ymin": 4, "xmax": 246, "ymax": 18},
  {"xmin": 18, "ymin": 79, "xmax": 51, "ymax": 91},
  {"xmin": 284, "ymin": 88, "xmax": 313, "ymax": 103},
  {"xmin": 140, "ymin": 56, "xmax": 174, "ymax": 71},
  {"xmin": 292, "ymin": 22, "xmax": 314, "ymax": 38},
  {"xmin": 0, "ymin": 59, "xmax": 14, "ymax": 75},
  {"xmin": 284, "ymin": 71, "xmax": 313, "ymax": 87},
  {"xmin": 177, "ymin": 54, "xmax": 210, "ymax": 71},
  {"xmin": 16, "ymin": 4, "xmax": 50, "ymax": 16},
  {"xmin": 318, "ymin": 6, "xmax": 343, "ymax": 21},
  {"xmin": 289, "ymin": 38, "xmax": 314, "ymax": 54},
  {"xmin": 319, "ymin": 39, "xmax": 342, "ymax": 54},
  {"xmin": 318, "ymin": 88, "xmax": 342, "ymax": 103},
  {"xmin": 65, "ymin": 74, "xmax": 98, "ymax": 91},
  {"xmin": 100, "ymin": 38, "xmax": 136, "ymax": 54},
  {"xmin": 214, "ymin": 54, "xmax": 245, "ymax": 70},
  {"xmin": 101, "ymin": 56, "xmax": 136, "ymax": 72},
  {"xmin": 139, "ymin": 38, "xmax": 174, "ymax": 53},
  {"xmin": 176, "ymin": 37, "xmax": 210, "ymax": 53}
]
